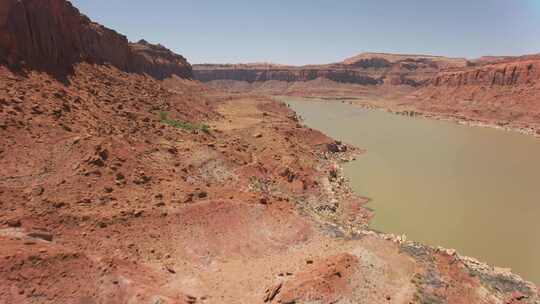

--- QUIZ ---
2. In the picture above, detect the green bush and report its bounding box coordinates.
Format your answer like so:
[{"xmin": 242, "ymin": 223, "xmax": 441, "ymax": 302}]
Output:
[{"xmin": 158, "ymin": 111, "xmax": 210, "ymax": 133}]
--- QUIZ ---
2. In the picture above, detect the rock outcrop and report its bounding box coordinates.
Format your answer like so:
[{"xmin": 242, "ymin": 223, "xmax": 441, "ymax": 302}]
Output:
[
  {"xmin": 129, "ymin": 39, "xmax": 192, "ymax": 79},
  {"xmin": 0, "ymin": 0, "xmax": 191, "ymax": 79}
]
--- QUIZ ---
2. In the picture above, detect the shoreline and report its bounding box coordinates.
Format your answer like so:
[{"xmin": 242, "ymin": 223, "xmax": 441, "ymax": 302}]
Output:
[
  {"xmin": 284, "ymin": 94, "xmax": 540, "ymax": 139},
  {"xmin": 388, "ymin": 108, "xmax": 540, "ymax": 139},
  {"xmin": 288, "ymin": 96, "xmax": 540, "ymax": 288}
]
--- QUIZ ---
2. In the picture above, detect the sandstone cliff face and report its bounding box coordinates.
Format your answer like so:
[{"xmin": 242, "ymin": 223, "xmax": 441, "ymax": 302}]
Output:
[
  {"xmin": 407, "ymin": 55, "xmax": 540, "ymax": 129},
  {"xmin": 428, "ymin": 56, "xmax": 540, "ymax": 87},
  {"xmin": 194, "ymin": 65, "xmax": 382, "ymax": 85},
  {"xmin": 194, "ymin": 53, "xmax": 468, "ymax": 87},
  {"xmin": 0, "ymin": 0, "xmax": 191, "ymax": 79},
  {"xmin": 0, "ymin": 0, "xmax": 130, "ymax": 69}
]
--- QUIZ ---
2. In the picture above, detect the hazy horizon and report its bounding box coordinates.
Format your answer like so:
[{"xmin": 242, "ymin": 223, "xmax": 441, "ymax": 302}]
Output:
[{"xmin": 71, "ymin": 0, "xmax": 540, "ymax": 65}]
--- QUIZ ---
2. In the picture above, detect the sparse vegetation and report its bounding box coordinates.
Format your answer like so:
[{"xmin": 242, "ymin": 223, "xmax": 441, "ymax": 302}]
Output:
[
  {"xmin": 158, "ymin": 111, "xmax": 210, "ymax": 133},
  {"xmin": 248, "ymin": 176, "xmax": 270, "ymax": 194}
]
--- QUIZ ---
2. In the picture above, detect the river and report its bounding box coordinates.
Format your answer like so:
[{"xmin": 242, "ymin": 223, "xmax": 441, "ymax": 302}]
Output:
[{"xmin": 283, "ymin": 96, "xmax": 540, "ymax": 284}]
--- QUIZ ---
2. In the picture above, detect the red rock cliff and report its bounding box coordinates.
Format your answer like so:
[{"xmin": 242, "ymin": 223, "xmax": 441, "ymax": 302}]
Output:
[
  {"xmin": 408, "ymin": 55, "xmax": 540, "ymax": 129},
  {"xmin": 428, "ymin": 55, "xmax": 540, "ymax": 87},
  {"xmin": 0, "ymin": 0, "xmax": 192, "ymax": 79}
]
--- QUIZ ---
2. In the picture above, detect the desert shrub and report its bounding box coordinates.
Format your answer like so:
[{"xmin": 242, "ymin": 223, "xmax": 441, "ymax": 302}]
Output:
[{"xmin": 158, "ymin": 111, "xmax": 210, "ymax": 133}]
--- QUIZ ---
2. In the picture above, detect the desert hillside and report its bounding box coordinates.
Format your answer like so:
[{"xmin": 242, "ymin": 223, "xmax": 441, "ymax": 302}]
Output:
[{"xmin": 1, "ymin": 1, "xmax": 539, "ymax": 304}]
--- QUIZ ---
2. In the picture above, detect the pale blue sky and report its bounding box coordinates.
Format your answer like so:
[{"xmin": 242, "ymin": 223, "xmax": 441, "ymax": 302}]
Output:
[{"xmin": 71, "ymin": 0, "xmax": 540, "ymax": 65}]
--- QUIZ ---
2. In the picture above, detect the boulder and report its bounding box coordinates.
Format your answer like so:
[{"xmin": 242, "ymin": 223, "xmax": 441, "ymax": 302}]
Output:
[{"xmin": 27, "ymin": 231, "xmax": 53, "ymax": 242}]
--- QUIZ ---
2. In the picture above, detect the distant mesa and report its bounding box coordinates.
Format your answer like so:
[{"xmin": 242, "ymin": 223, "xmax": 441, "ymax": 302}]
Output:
[
  {"xmin": 193, "ymin": 51, "xmax": 540, "ymax": 95},
  {"xmin": 193, "ymin": 52, "xmax": 471, "ymax": 86},
  {"xmin": 341, "ymin": 52, "xmax": 467, "ymax": 67}
]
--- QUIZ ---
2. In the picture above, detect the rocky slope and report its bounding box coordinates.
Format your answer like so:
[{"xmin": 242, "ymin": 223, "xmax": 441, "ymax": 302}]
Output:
[
  {"xmin": 0, "ymin": 0, "xmax": 191, "ymax": 79},
  {"xmin": 195, "ymin": 53, "xmax": 467, "ymax": 87},
  {"xmin": 1, "ymin": 1, "xmax": 539, "ymax": 303},
  {"xmin": 2, "ymin": 62, "xmax": 539, "ymax": 303}
]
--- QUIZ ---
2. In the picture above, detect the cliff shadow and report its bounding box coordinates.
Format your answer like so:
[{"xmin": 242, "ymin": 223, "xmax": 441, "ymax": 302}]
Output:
[
  {"xmin": 3, "ymin": 57, "xmax": 193, "ymax": 85},
  {"xmin": 3, "ymin": 60, "xmax": 75, "ymax": 85}
]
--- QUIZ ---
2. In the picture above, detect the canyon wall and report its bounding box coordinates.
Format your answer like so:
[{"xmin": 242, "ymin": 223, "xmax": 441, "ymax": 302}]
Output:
[
  {"xmin": 195, "ymin": 64, "xmax": 382, "ymax": 85},
  {"xmin": 407, "ymin": 54, "xmax": 540, "ymax": 130},
  {"xmin": 0, "ymin": 0, "xmax": 192, "ymax": 79},
  {"xmin": 194, "ymin": 53, "xmax": 468, "ymax": 86},
  {"xmin": 428, "ymin": 55, "xmax": 540, "ymax": 87}
]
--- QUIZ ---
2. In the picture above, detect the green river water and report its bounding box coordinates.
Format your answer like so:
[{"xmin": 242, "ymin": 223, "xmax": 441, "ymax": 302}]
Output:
[{"xmin": 284, "ymin": 97, "xmax": 540, "ymax": 284}]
